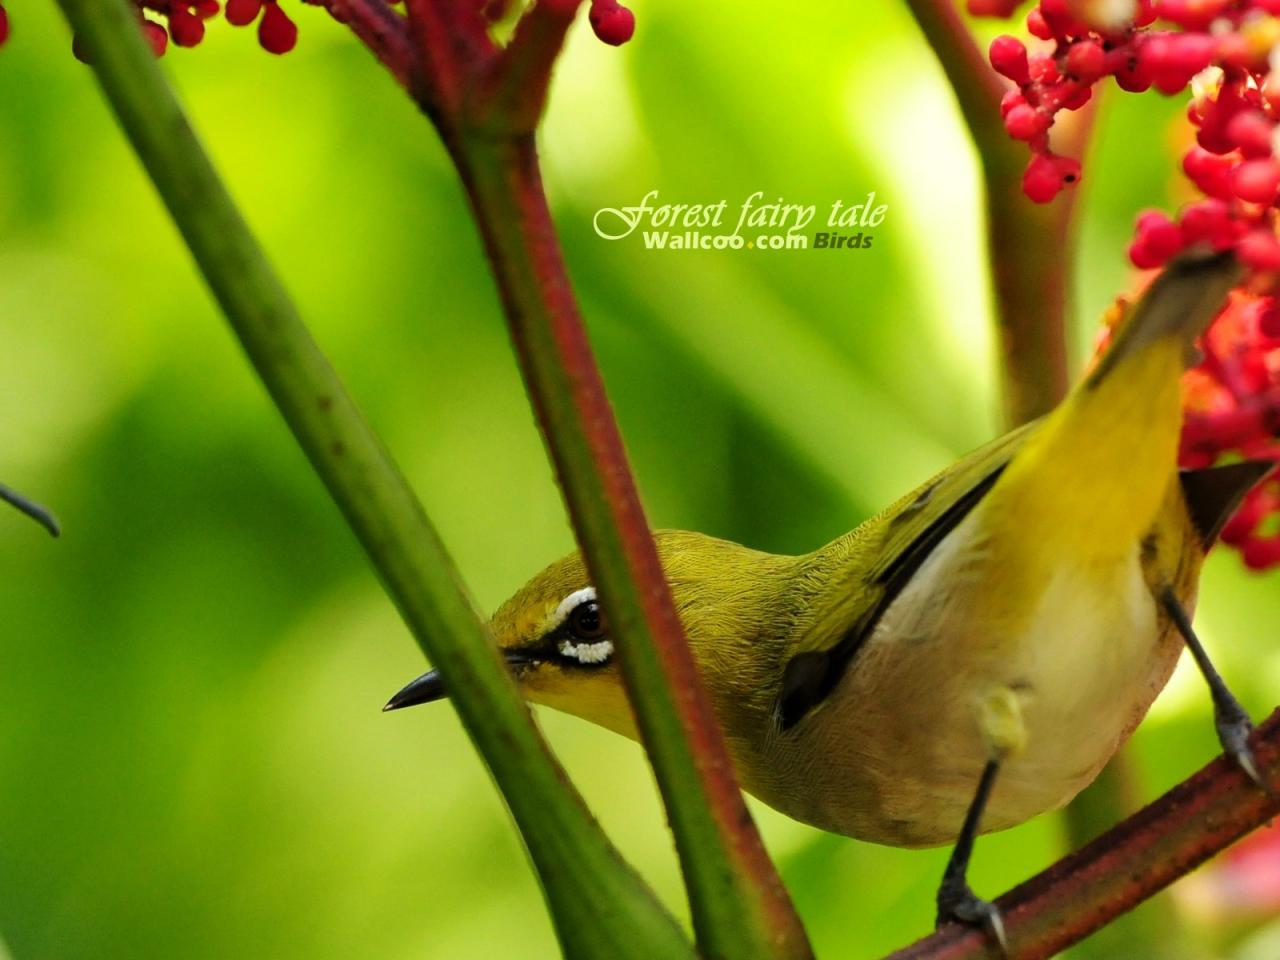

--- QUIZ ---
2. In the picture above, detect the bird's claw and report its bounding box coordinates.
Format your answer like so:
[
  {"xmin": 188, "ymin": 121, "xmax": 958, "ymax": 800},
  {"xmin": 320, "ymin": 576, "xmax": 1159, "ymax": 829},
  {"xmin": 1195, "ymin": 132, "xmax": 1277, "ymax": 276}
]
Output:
[
  {"xmin": 1215, "ymin": 704, "xmax": 1274, "ymax": 798},
  {"xmin": 937, "ymin": 882, "xmax": 1010, "ymax": 958}
]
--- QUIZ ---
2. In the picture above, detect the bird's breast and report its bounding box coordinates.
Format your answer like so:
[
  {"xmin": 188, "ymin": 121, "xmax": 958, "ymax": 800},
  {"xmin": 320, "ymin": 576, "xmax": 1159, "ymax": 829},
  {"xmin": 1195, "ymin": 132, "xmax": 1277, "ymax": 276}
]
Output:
[{"xmin": 750, "ymin": 510, "xmax": 1186, "ymax": 848}]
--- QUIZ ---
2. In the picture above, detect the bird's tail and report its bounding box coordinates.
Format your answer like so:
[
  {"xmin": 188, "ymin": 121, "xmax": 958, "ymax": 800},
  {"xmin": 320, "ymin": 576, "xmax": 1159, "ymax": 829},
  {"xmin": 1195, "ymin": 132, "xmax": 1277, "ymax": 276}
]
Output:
[
  {"xmin": 986, "ymin": 250, "xmax": 1243, "ymax": 563},
  {"xmin": 1086, "ymin": 250, "xmax": 1243, "ymax": 389}
]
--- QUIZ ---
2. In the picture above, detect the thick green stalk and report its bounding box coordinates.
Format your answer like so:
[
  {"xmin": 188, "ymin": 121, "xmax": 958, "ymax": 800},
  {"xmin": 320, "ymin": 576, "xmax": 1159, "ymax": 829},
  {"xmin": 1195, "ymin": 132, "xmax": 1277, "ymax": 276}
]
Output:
[
  {"xmin": 901, "ymin": 0, "xmax": 1074, "ymax": 427},
  {"xmin": 51, "ymin": 2, "xmax": 691, "ymax": 957},
  {"xmin": 456, "ymin": 132, "xmax": 812, "ymax": 960}
]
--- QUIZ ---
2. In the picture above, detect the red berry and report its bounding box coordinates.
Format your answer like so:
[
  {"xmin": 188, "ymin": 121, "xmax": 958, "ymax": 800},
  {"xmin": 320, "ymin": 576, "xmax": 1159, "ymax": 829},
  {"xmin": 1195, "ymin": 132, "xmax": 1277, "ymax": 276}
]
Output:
[
  {"xmin": 169, "ymin": 7, "xmax": 206, "ymax": 46},
  {"xmin": 1167, "ymin": 33, "xmax": 1216, "ymax": 76},
  {"xmin": 1243, "ymin": 536, "xmax": 1280, "ymax": 571},
  {"xmin": 1023, "ymin": 153, "xmax": 1073, "ymax": 203},
  {"xmin": 1159, "ymin": 0, "xmax": 1229, "ymax": 31},
  {"xmin": 1065, "ymin": 40, "xmax": 1107, "ymax": 82},
  {"xmin": 1135, "ymin": 210, "xmax": 1185, "ymax": 260},
  {"xmin": 1004, "ymin": 104, "xmax": 1050, "ymax": 140},
  {"xmin": 1052, "ymin": 154, "xmax": 1080, "ymax": 185},
  {"xmin": 589, "ymin": 0, "xmax": 634, "ymax": 46},
  {"xmin": 1129, "ymin": 239, "xmax": 1167, "ymax": 269},
  {"xmin": 1001, "ymin": 90, "xmax": 1026, "ymax": 117},
  {"xmin": 1114, "ymin": 58, "xmax": 1152, "ymax": 93},
  {"xmin": 226, "ymin": 0, "xmax": 262, "ymax": 27},
  {"xmin": 1027, "ymin": 8, "xmax": 1053, "ymax": 39},
  {"xmin": 1183, "ymin": 147, "xmax": 1235, "ymax": 199},
  {"xmin": 1028, "ymin": 53, "xmax": 1059, "ymax": 84},
  {"xmin": 0, "ymin": 4, "xmax": 9, "ymax": 47},
  {"xmin": 1038, "ymin": 0, "xmax": 1086, "ymax": 36},
  {"xmin": 258, "ymin": 0, "xmax": 296, "ymax": 53},
  {"xmin": 1179, "ymin": 198, "xmax": 1234, "ymax": 247},
  {"xmin": 1236, "ymin": 229, "xmax": 1280, "ymax": 270},
  {"xmin": 143, "ymin": 19, "xmax": 168, "ymax": 56},
  {"xmin": 1216, "ymin": 32, "xmax": 1257, "ymax": 71},
  {"xmin": 1061, "ymin": 84, "xmax": 1093, "ymax": 111},
  {"xmin": 1232, "ymin": 159, "xmax": 1280, "ymax": 204},
  {"xmin": 1260, "ymin": 300, "xmax": 1280, "ymax": 338},
  {"xmin": 989, "ymin": 35, "xmax": 1029, "ymax": 85},
  {"xmin": 1226, "ymin": 110, "xmax": 1275, "ymax": 158}
]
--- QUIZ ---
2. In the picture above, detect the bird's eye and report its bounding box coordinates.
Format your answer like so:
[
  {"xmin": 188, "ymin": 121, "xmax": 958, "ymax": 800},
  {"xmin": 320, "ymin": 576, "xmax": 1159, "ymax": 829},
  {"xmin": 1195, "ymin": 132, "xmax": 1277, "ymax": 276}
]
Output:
[{"xmin": 568, "ymin": 600, "xmax": 606, "ymax": 641}]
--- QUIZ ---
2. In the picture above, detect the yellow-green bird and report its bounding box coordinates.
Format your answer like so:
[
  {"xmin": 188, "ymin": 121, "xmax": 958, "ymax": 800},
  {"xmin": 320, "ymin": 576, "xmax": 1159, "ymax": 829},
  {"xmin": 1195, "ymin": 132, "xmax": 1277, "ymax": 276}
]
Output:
[{"xmin": 386, "ymin": 250, "xmax": 1272, "ymax": 947}]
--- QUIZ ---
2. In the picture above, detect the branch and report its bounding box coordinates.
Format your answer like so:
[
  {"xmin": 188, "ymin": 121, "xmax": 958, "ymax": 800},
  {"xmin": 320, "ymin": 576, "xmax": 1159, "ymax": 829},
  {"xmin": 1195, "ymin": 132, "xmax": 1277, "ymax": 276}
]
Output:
[
  {"xmin": 475, "ymin": 0, "xmax": 580, "ymax": 133},
  {"xmin": 324, "ymin": 0, "xmax": 417, "ymax": 92},
  {"xmin": 454, "ymin": 129, "xmax": 812, "ymax": 960},
  {"xmin": 902, "ymin": 0, "xmax": 1079, "ymax": 426},
  {"xmin": 885, "ymin": 707, "xmax": 1280, "ymax": 960},
  {"xmin": 50, "ymin": 3, "xmax": 692, "ymax": 958}
]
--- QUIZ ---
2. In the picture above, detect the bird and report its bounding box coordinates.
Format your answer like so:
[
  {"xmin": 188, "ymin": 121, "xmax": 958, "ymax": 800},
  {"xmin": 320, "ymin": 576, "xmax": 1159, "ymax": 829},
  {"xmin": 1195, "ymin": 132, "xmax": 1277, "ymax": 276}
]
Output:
[{"xmin": 385, "ymin": 249, "xmax": 1272, "ymax": 951}]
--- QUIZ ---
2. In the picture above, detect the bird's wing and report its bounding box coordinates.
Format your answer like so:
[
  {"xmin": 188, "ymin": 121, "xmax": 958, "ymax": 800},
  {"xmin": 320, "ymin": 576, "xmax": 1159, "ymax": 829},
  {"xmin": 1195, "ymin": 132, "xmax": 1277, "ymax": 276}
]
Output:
[{"xmin": 776, "ymin": 420, "xmax": 1040, "ymax": 729}]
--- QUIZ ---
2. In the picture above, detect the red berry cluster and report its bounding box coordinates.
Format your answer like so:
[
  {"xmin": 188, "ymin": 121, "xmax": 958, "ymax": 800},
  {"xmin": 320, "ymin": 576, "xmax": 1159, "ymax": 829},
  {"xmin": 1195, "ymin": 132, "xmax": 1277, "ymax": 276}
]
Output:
[
  {"xmin": 225, "ymin": 0, "xmax": 298, "ymax": 54},
  {"xmin": 142, "ymin": 1, "xmax": 221, "ymax": 52},
  {"xmin": 984, "ymin": 0, "xmax": 1280, "ymax": 270},
  {"xmin": 1095, "ymin": 286, "xmax": 1280, "ymax": 568},
  {"xmin": 62, "ymin": 0, "xmax": 299, "ymax": 58},
  {"xmin": 1182, "ymin": 291, "xmax": 1280, "ymax": 568},
  {"xmin": 984, "ymin": 0, "xmax": 1280, "ymax": 569}
]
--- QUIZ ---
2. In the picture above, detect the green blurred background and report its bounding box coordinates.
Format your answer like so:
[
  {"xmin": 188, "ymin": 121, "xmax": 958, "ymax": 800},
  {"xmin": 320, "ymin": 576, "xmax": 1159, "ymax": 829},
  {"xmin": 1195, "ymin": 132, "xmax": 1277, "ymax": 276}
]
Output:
[{"xmin": 1, "ymin": 1, "xmax": 1278, "ymax": 957}]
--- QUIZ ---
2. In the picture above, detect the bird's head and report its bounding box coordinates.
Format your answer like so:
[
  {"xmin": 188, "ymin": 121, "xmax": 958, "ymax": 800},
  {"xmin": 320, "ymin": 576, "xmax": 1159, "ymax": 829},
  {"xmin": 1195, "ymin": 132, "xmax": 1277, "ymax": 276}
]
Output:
[{"xmin": 384, "ymin": 530, "xmax": 808, "ymax": 744}]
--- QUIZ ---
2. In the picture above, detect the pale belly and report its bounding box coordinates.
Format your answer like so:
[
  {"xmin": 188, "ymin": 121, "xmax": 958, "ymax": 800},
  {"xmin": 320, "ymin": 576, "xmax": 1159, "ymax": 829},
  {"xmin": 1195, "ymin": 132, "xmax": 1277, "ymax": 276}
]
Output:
[{"xmin": 754, "ymin": 513, "xmax": 1188, "ymax": 848}]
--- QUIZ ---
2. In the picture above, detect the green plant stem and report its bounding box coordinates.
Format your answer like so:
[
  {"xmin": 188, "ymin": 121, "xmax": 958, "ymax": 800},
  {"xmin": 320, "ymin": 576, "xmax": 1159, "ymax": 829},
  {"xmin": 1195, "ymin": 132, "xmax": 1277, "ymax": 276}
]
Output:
[
  {"xmin": 455, "ymin": 131, "xmax": 812, "ymax": 960},
  {"xmin": 51, "ymin": 2, "xmax": 691, "ymax": 957},
  {"xmin": 902, "ymin": 0, "xmax": 1074, "ymax": 427}
]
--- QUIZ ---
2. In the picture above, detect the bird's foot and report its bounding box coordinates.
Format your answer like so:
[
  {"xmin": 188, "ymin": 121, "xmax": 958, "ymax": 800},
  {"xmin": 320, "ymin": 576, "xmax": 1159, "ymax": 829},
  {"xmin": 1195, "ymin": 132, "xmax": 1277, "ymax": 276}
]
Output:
[
  {"xmin": 936, "ymin": 880, "xmax": 1009, "ymax": 958},
  {"xmin": 1215, "ymin": 700, "xmax": 1274, "ymax": 798}
]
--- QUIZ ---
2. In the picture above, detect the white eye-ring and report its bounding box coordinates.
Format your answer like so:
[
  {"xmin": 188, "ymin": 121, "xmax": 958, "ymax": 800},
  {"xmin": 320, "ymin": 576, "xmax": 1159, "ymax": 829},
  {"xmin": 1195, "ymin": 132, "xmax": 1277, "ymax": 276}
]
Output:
[
  {"xmin": 558, "ymin": 638, "xmax": 614, "ymax": 665},
  {"xmin": 547, "ymin": 586, "xmax": 596, "ymax": 633}
]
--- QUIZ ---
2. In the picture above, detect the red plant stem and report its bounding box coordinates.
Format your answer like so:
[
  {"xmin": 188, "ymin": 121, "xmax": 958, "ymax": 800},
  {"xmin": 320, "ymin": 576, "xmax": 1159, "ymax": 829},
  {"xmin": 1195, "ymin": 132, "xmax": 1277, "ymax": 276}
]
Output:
[
  {"xmin": 399, "ymin": 0, "xmax": 476, "ymax": 115},
  {"xmin": 324, "ymin": 0, "xmax": 417, "ymax": 91},
  {"xmin": 478, "ymin": 1, "xmax": 579, "ymax": 133},
  {"xmin": 453, "ymin": 130, "xmax": 811, "ymax": 959},
  {"xmin": 884, "ymin": 707, "xmax": 1280, "ymax": 960}
]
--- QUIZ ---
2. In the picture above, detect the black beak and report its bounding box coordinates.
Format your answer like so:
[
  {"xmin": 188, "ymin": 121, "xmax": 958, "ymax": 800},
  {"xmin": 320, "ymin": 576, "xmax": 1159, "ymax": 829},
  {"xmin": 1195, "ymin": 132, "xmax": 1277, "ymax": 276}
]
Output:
[
  {"xmin": 383, "ymin": 652, "xmax": 537, "ymax": 712},
  {"xmin": 383, "ymin": 670, "xmax": 446, "ymax": 711}
]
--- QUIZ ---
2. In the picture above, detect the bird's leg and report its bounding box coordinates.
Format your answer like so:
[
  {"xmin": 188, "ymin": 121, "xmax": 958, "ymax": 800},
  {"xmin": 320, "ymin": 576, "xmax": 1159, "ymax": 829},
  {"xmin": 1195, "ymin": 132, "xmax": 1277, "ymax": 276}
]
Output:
[
  {"xmin": 936, "ymin": 759, "xmax": 1009, "ymax": 956},
  {"xmin": 1160, "ymin": 586, "xmax": 1270, "ymax": 793}
]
